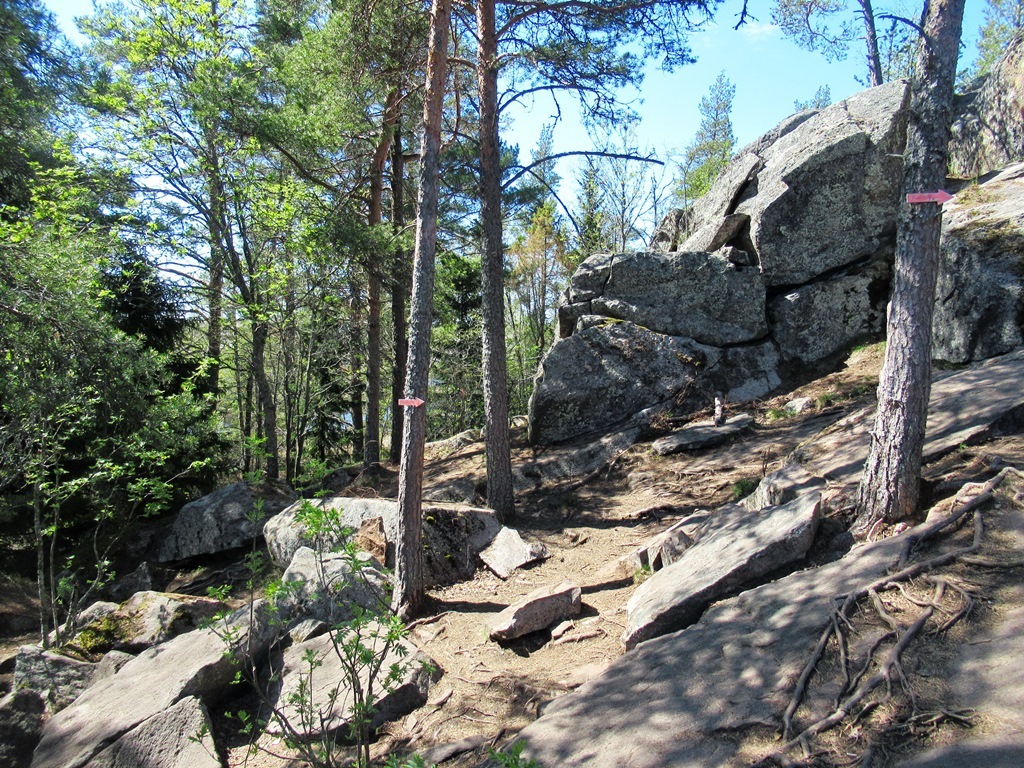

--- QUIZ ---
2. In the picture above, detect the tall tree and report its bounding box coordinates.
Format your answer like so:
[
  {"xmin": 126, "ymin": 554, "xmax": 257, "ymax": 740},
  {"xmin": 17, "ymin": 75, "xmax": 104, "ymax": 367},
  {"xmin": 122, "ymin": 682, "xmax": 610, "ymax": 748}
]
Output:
[
  {"xmin": 772, "ymin": 0, "xmax": 885, "ymax": 86},
  {"xmin": 0, "ymin": 0, "xmax": 79, "ymax": 211},
  {"xmin": 592, "ymin": 121, "xmax": 669, "ymax": 251},
  {"xmin": 570, "ymin": 157, "xmax": 610, "ymax": 262},
  {"xmin": 676, "ymin": 71, "xmax": 735, "ymax": 208},
  {"xmin": 853, "ymin": 0, "xmax": 966, "ymax": 535},
  {"xmin": 392, "ymin": 0, "xmax": 452, "ymax": 618},
  {"xmin": 469, "ymin": 0, "xmax": 712, "ymax": 521},
  {"xmin": 971, "ymin": 0, "xmax": 1024, "ymax": 78}
]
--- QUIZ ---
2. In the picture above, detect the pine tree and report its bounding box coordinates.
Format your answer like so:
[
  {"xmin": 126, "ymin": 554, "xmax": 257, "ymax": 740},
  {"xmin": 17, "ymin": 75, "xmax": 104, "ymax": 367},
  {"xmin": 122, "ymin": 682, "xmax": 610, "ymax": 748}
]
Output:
[
  {"xmin": 677, "ymin": 71, "xmax": 736, "ymax": 207},
  {"xmin": 971, "ymin": 0, "xmax": 1024, "ymax": 79}
]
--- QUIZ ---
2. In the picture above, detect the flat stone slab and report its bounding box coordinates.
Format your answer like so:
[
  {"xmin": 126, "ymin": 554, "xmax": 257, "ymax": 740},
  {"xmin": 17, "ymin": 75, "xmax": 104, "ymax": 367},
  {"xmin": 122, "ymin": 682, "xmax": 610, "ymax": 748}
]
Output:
[
  {"xmin": 83, "ymin": 695, "xmax": 220, "ymax": 768},
  {"xmin": 798, "ymin": 348, "xmax": 1024, "ymax": 491},
  {"xmin": 504, "ymin": 530, "xmax": 911, "ymax": 767},
  {"xmin": 651, "ymin": 414, "xmax": 754, "ymax": 456},
  {"xmin": 269, "ymin": 624, "xmax": 438, "ymax": 739},
  {"xmin": 489, "ymin": 581, "xmax": 582, "ymax": 641},
  {"xmin": 31, "ymin": 601, "xmax": 276, "ymax": 768},
  {"xmin": 479, "ymin": 527, "xmax": 550, "ymax": 580},
  {"xmin": 622, "ymin": 511, "xmax": 711, "ymax": 574},
  {"xmin": 624, "ymin": 494, "xmax": 821, "ymax": 649}
]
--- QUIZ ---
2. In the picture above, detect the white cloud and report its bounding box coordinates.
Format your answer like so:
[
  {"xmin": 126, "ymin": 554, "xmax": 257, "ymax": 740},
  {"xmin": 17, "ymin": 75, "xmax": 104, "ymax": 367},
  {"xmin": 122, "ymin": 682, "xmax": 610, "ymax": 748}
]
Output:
[{"xmin": 738, "ymin": 21, "xmax": 782, "ymax": 41}]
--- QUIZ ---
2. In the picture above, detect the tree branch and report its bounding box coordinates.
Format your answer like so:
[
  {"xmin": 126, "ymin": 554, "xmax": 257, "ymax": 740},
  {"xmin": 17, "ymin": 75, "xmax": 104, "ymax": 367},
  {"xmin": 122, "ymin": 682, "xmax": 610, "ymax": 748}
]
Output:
[{"xmin": 503, "ymin": 149, "xmax": 662, "ymax": 189}]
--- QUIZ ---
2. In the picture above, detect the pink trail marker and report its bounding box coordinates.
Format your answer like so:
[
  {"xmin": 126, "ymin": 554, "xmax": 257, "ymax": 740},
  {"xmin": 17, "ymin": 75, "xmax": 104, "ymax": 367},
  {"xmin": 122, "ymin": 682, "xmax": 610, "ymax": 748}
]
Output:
[
  {"xmin": 398, "ymin": 397, "xmax": 425, "ymax": 407},
  {"xmin": 907, "ymin": 191, "xmax": 954, "ymax": 204}
]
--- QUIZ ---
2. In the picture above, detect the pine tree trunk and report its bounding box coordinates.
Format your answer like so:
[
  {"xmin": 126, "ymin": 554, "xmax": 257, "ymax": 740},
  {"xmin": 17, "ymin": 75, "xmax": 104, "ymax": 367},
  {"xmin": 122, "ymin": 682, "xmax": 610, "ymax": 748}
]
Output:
[
  {"xmin": 854, "ymin": 0, "xmax": 966, "ymax": 535},
  {"xmin": 253, "ymin": 320, "xmax": 280, "ymax": 480},
  {"xmin": 390, "ymin": 121, "xmax": 409, "ymax": 465},
  {"xmin": 476, "ymin": 0, "xmax": 515, "ymax": 523},
  {"xmin": 859, "ymin": 0, "xmax": 884, "ymax": 86},
  {"xmin": 392, "ymin": 0, "xmax": 451, "ymax": 618},
  {"xmin": 365, "ymin": 91, "xmax": 400, "ymax": 467}
]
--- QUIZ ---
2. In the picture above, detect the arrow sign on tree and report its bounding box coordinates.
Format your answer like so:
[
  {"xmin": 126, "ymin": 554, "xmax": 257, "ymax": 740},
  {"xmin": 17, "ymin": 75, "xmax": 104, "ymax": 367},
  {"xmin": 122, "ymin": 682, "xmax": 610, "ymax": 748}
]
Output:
[
  {"xmin": 398, "ymin": 397, "xmax": 425, "ymax": 407},
  {"xmin": 906, "ymin": 190, "xmax": 954, "ymax": 204}
]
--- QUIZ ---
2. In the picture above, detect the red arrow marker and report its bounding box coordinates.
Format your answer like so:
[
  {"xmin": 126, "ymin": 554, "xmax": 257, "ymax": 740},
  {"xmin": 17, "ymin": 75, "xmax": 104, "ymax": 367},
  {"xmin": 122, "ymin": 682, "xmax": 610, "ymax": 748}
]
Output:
[
  {"xmin": 398, "ymin": 397, "xmax": 425, "ymax": 407},
  {"xmin": 907, "ymin": 191, "xmax": 954, "ymax": 204}
]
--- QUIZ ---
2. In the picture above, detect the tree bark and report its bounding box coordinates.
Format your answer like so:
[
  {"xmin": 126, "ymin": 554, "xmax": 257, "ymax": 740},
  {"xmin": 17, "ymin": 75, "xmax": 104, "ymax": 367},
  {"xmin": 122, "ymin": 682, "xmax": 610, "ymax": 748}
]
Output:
[
  {"xmin": 392, "ymin": 0, "xmax": 451, "ymax": 619},
  {"xmin": 390, "ymin": 119, "xmax": 409, "ymax": 465},
  {"xmin": 858, "ymin": 0, "xmax": 884, "ymax": 86},
  {"xmin": 476, "ymin": 0, "xmax": 515, "ymax": 523},
  {"xmin": 349, "ymin": 276, "xmax": 364, "ymax": 464},
  {"xmin": 365, "ymin": 90, "xmax": 400, "ymax": 467},
  {"xmin": 854, "ymin": 0, "xmax": 966, "ymax": 535},
  {"xmin": 252, "ymin": 319, "xmax": 280, "ymax": 479}
]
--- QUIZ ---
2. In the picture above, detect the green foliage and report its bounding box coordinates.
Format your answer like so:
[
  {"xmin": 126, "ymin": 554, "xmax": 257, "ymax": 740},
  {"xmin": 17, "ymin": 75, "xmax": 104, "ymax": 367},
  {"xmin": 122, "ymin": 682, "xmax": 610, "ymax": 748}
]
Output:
[
  {"xmin": 676, "ymin": 72, "xmax": 735, "ymax": 207},
  {"xmin": 970, "ymin": 0, "xmax": 1024, "ymax": 79},
  {"xmin": 766, "ymin": 408, "xmax": 797, "ymax": 422},
  {"xmin": 217, "ymin": 501, "xmax": 425, "ymax": 768},
  {"xmin": 0, "ymin": 160, "xmax": 222, "ymax": 641},
  {"xmin": 490, "ymin": 741, "xmax": 542, "ymax": 768},
  {"xmin": 0, "ymin": 0, "xmax": 82, "ymax": 211},
  {"xmin": 794, "ymin": 84, "xmax": 832, "ymax": 112},
  {"xmin": 730, "ymin": 477, "xmax": 760, "ymax": 501},
  {"xmin": 633, "ymin": 564, "xmax": 654, "ymax": 584}
]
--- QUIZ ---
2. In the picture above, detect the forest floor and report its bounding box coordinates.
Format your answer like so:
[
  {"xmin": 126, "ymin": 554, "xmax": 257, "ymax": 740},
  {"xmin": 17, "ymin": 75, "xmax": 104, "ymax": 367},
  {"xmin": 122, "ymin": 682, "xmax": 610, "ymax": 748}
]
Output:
[{"xmin": 4, "ymin": 342, "xmax": 1024, "ymax": 767}]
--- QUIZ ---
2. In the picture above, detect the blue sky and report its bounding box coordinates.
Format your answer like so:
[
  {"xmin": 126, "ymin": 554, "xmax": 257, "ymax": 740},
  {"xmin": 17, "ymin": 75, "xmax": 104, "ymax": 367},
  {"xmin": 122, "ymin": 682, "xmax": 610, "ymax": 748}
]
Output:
[{"xmin": 46, "ymin": 0, "xmax": 988, "ymax": 193}]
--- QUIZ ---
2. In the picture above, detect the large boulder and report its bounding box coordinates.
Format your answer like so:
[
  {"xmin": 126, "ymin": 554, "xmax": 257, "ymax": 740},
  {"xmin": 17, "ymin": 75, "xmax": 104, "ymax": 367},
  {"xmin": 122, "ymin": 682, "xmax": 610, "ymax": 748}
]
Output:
[
  {"xmin": 64, "ymin": 591, "xmax": 228, "ymax": 657},
  {"xmin": 0, "ymin": 690, "xmax": 46, "ymax": 768},
  {"xmin": 83, "ymin": 696, "xmax": 220, "ymax": 768},
  {"xmin": 933, "ymin": 163, "xmax": 1024, "ymax": 364},
  {"xmin": 733, "ymin": 80, "xmax": 909, "ymax": 286},
  {"xmin": 279, "ymin": 546, "xmax": 391, "ymax": 624},
  {"xmin": 264, "ymin": 497, "xmax": 500, "ymax": 586},
  {"xmin": 153, "ymin": 481, "xmax": 296, "ymax": 562},
  {"xmin": 949, "ymin": 32, "xmax": 1024, "ymax": 178},
  {"xmin": 531, "ymin": 82, "xmax": 909, "ymax": 445},
  {"xmin": 14, "ymin": 647, "xmax": 96, "ymax": 713},
  {"xmin": 561, "ymin": 250, "xmax": 767, "ymax": 345}
]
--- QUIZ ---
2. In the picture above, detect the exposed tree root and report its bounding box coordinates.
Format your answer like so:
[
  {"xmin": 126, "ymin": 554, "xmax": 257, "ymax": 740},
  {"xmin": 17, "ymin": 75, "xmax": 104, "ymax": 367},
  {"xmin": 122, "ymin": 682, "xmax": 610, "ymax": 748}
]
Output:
[{"xmin": 769, "ymin": 468, "xmax": 1017, "ymax": 765}]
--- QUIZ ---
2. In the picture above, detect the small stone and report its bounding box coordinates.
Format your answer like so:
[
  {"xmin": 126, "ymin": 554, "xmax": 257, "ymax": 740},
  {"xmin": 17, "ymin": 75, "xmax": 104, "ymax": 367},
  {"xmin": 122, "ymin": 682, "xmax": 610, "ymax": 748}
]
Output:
[
  {"xmin": 489, "ymin": 581, "xmax": 582, "ymax": 642},
  {"xmin": 479, "ymin": 527, "xmax": 550, "ymax": 579}
]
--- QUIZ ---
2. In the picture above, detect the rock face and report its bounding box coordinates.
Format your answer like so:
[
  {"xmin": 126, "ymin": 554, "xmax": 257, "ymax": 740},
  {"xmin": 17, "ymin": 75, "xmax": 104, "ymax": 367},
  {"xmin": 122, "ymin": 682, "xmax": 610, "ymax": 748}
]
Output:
[
  {"xmin": 0, "ymin": 690, "xmax": 46, "ymax": 768},
  {"xmin": 933, "ymin": 163, "xmax": 1024, "ymax": 364},
  {"xmin": 530, "ymin": 81, "xmax": 909, "ymax": 444},
  {"xmin": 66, "ymin": 592, "xmax": 228, "ymax": 656},
  {"xmin": 154, "ymin": 481, "xmax": 295, "ymax": 562},
  {"xmin": 280, "ymin": 546, "xmax": 390, "ymax": 624},
  {"xmin": 529, "ymin": 320, "xmax": 780, "ymax": 444},
  {"xmin": 531, "ymin": 73, "xmax": 1024, "ymax": 445},
  {"xmin": 949, "ymin": 32, "xmax": 1024, "ymax": 178},
  {"xmin": 624, "ymin": 494, "xmax": 821, "ymax": 649}
]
